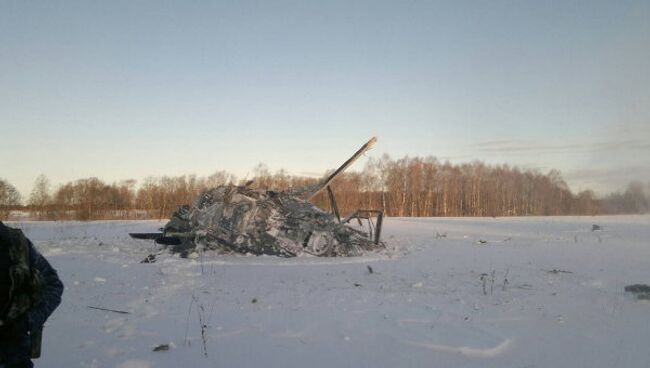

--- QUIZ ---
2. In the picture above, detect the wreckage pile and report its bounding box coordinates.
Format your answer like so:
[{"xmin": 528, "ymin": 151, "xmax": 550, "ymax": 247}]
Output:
[
  {"xmin": 131, "ymin": 137, "xmax": 385, "ymax": 258},
  {"xmin": 162, "ymin": 185, "xmax": 382, "ymax": 257}
]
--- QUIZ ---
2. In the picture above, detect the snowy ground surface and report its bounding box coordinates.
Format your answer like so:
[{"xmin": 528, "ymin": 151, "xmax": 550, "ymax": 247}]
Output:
[{"xmin": 7, "ymin": 216, "xmax": 650, "ymax": 368}]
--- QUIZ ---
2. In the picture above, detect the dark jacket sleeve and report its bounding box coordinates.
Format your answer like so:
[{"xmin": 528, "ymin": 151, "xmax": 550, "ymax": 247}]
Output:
[{"xmin": 27, "ymin": 243, "xmax": 64, "ymax": 330}]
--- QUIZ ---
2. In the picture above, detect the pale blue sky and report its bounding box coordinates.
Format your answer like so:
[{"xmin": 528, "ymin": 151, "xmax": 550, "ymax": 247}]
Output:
[{"xmin": 1, "ymin": 0, "xmax": 649, "ymax": 197}]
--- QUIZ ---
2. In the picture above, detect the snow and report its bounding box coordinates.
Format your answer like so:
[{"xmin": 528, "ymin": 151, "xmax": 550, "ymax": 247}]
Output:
[{"xmin": 7, "ymin": 216, "xmax": 650, "ymax": 367}]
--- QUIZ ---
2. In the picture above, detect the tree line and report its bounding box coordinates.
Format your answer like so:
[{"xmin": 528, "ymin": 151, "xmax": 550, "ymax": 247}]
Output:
[{"xmin": 1, "ymin": 156, "xmax": 648, "ymax": 221}]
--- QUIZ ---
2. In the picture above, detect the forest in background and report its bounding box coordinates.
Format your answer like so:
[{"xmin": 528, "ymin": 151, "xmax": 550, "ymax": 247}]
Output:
[{"xmin": 1, "ymin": 155, "xmax": 649, "ymax": 221}]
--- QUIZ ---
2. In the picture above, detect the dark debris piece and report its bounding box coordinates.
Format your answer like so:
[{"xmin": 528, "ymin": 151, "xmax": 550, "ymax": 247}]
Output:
[
  {"xmin": 547, "ymin": 269, "xmax": 573, "ymax": 274},
  {"xmin": 624, "ymin": 284, "xmax": 650, "ymax": 301},
  {"xmin": 153, "ymin": 344, "xmax": 170, "ymax": 352},
  {"xmin": 592, "ymin": 224, "xmax": 602, "ymax": 231},
  {"xmin": 625, "ymin": 284, "xmax": 650, "ymax": 293},
  {"xmin": 140, "ymin": 254, "xmax": 156, "ymax": 263}
]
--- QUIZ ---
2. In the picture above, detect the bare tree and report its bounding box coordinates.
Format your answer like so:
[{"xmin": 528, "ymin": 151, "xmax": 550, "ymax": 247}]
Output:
[
  {"xmin": 29, "ymin": 174, "xmax": 52, "ymax": 220},
  {"xmin": 206, "ymin": 170, "xmax": 236, "ymax": 189},
  {"xmin": 0, "ymin": 178, "xmax": 22, "ymax": 220}
]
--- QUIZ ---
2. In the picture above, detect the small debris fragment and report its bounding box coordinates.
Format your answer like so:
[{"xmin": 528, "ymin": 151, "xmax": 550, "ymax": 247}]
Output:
[
  {"xmin": 592, "ymin": 224, "xmax": 602, "ymax": 231},
  {"xmin": 153, "ymin": 344, "xmax": 170, "ymax": 352},
  {"xmin": 547, "ymin": 269, "xmax": 573, "ymax": 274},
  {"xmin": 367, "ymin": 265, "xmax": 374, "ymax": 274},
  {"xmin": 477, "ymin": 239, "xmax": 488, "ymax": 244},
  {"xmin": 624, "ymin": 284, "xmax": 650, "ymax": 293},
  {"xmin": 251, "ymin": 298, "xmax": 258, "ymax": 304},
  {"xmin": 625, "ymin": 284, "xmax": 650, "ymax": 300},
  {"xmin": 141, "ymin": 254, "xmax": 156, "ymax": 263},
  {"xmin": 87, "ymin": 306, "xmax": 130, "ymax": 314},
  {"xmin": 354, "ymin": 283, "xmax": 362, "ymax": 287},
  {"xmin": 435, "ymin": 232, "xmax": 447, "ymax": 239}
]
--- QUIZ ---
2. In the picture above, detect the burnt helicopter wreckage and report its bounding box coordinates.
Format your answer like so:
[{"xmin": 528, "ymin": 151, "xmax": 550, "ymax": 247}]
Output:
[{"xmin": 130, "ymin": 137, "xmax": 384, "ymax": 257}]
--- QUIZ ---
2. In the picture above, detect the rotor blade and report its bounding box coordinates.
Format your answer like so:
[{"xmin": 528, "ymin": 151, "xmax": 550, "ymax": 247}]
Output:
[{"xmin": 305, "ymin": 137, "xmax": 377, "ymax": 200}]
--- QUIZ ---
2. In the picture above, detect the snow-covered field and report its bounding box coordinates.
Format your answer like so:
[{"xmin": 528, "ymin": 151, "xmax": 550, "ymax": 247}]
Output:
[{"xmin": 7, "ymin": 216, "xmax": 650, "ymax": 368}]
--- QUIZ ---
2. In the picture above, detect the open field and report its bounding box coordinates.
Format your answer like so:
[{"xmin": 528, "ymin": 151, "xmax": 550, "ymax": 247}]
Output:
[{"xmin": 8, "ymin": 215, "xmax": 650, "ymax": 368}]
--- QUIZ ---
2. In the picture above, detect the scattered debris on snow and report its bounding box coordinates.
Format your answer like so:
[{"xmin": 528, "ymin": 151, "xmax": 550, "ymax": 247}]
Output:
[
  {"xmin": 140, "ymin": 254, "xmax": 156, "ymax": 263},
  {"xmin": 546, "ymin": 269, "xmax": 573, "ymax": 274},
  {"xmin": 88, "ymin": 306, "xmax": 130, "ymax": 315},
  {"xmin": 152, "ymin": 344, "xmax": 170, "ymax": 352},
  {"xmin": 8, "ymin": 215, "xmax": 650, "ymax": 368},
  {"xmin": 624, "ymin": 284, "xmax": 650, "ymax": 300}
]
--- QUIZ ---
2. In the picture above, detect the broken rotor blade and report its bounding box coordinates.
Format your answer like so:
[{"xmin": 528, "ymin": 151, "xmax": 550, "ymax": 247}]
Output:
[{"xmin": 302, "ymin": 137, "xmax": 377, "ymax": 200}]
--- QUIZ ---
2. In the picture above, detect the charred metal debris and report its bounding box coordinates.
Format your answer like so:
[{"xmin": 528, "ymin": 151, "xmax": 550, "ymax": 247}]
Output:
[{"xmin": 130, "ymin": 137, "xmax": 385, "ymax": 257}]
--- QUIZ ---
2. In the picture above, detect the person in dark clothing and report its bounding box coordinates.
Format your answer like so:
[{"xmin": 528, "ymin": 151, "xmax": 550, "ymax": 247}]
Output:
[{"xmin": 0, "ymin": 221, "xmax": 63, "ymax": 368}]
